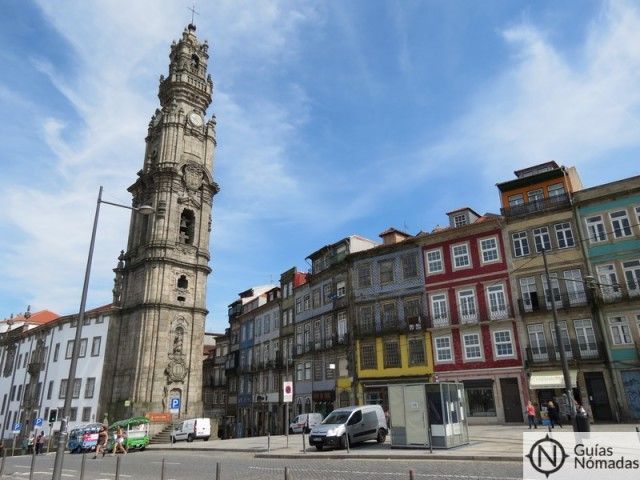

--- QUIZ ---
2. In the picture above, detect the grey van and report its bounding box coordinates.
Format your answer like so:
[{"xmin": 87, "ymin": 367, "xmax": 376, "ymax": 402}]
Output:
[{"xmin": 308, "ymin": 405, "xmax": 388, "ymax": 450}]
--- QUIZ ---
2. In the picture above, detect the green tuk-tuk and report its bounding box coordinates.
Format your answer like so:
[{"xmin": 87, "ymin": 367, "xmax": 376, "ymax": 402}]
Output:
[{"xmin": 107, "ymin": 417, "xmax": 150, "ymax": 451}]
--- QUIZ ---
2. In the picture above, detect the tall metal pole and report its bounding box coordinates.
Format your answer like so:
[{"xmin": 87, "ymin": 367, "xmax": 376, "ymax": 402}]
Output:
[
  {"xmin": 285, "ymin": 353, "xmax": 289, "ymax": 445},
  {"xmin": 541, "ymin": 248, "xmax": 576, "ymax": 430},
  {"xmin": 52, "ymin": 186, "xmax": 103, "ymax": 480}
]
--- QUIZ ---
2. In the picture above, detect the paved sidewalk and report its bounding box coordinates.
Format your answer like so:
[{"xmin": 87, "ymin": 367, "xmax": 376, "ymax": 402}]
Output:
[{"xmin": 147, "ymin": 422, "xmax": 640, "ymax": 461}]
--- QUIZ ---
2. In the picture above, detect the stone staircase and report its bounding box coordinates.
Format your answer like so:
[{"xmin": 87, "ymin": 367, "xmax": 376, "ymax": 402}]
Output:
[{"xmin": 149, "ymin": 424, "xmax": 173, "ymax": 445}]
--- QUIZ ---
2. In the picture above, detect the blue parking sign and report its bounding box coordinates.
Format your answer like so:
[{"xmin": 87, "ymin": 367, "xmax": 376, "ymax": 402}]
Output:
[
  {"xmin": 12, "ymin": 422, "xmax": 22, "ymax": 433},
  {"xmin": 170, "ymin": 398, "xmax": 180, "ymax": 410},
  {"xmin": 34, "ymin": 417, "xmax": 43, "ymax": 428}
]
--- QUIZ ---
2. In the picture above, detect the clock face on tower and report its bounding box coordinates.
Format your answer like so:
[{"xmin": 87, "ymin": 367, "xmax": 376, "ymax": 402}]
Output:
[{"xmin": 188, "ymin": 111, "xmax": 203, "ymax": 127}]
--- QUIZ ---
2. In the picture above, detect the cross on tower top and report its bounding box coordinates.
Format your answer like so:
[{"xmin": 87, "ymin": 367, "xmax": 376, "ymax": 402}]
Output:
[{"xmin": 188, "ymin": 4, "xmax": 199, "ymax": 25}]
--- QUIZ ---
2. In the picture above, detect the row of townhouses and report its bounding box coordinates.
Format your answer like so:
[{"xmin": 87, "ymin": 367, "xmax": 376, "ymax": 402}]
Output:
[{"xmin": 203, "ymin": 161, "xmax": 640, "ymax": 438}]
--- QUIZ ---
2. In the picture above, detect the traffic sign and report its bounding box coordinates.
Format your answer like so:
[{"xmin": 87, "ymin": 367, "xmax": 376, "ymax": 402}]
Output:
[
  {"xmin": 12, "ymin": 423, "xmax": 22, "ymax": 434},
  {"xmin": 34, "ymin": 417, "xmax": 43, "ymax": 428},
  {"xmin": 169, "ymin": 397, "xmax": 180, "ymax": 413},
  {"xmin": 283, "ymin": 381, "xmax": 293, "ymax": 403}
]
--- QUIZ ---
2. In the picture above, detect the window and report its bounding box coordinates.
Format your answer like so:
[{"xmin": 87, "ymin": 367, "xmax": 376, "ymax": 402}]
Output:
[
  {"xmin": 59, "ymin": 379, "xmax": 67, "ymax": 399},
  {"xmin": 434, "ymin": 336, "xmax": 452, "ymax": 362},
  {"xmin": 381, "ymin": 302, "xmax": 396, "ymax": 327},
  {"xmin": 296, "ymin": 298, "xmax": 302, "ymax": 313},
  {"xmin": 17, "ymin": 385, "xmax": 22, "ymax": 401},
  {"xmin": 82, "ymin": 407, "xmax": 92, "ymax": 422},
  {"xmin": 426, "ymin": 249, "xmax": 443, "ymax": 274},
  {"xmin": 554, "ymin": 223, "xmax": 575, "ymax": 248},
  {"xmin": 562, "ymin": 269, "xmax": 586, "ymax": 304},
  {"xmin": 336, "ymin": 280, "xmax": 346, "ymax": 298},
  {"xmin": 47, "ymin": 381, "xmax": 53, "ymax": 400},
  {"xmin": 541, "ymin": 273, "xmax": 562, "ymax": 308},
  {"xmin": 527, "ymin": 324, "xmax": 547, "ymax": 360},
  {"xmin": 586, "ymin": 215, "xmax": 607, "ymax": 243},
  {"xmin": 574, "ymin": 319, "xmax": 598, "ymax": 356},
  {"xmin": 464, "ymin": 380, "xmax": 496, "ymax": 417},
  {"xmin": 303, "ymin": 294, "xmax": 310, "ymax": 310},
  {"xmin": 337, "ymin": 311, "xmax": 348, "ymax": 342},
  {"xmin": 402, "ymin": 253, "xmax": 418, "ymax": 278},
  {"xmin": 430, "ymin": 293, "xmax": 449, "ymax": 325},
  {"xmin": 91, "ymin": 337, "xmax": 101, "ymax": 357},
  {"xmin": 487, "ymin": 285, "xmax": 507, "ymax": 319},
  {"xmin": 304, "ymin": 362, "xmax": 311, "ymax": 380},
  {"xmin": 623, "ymin": 260, "xmax": 640, "ymax": 293},
  {"xmin": 357, "ymin": 264, "xmax": 372, "ymax": 288},
  {"xmin": 463, "ymin": 333, "xmax": 482, "ymax": 360},
  {"xmin": 404, "ymin": 298, "xmax": 421, "ymax": 325},
  {"xmin": 379, "ymin": 260, "xmax": 394, "ymax": 284},
  {"xmin": 457, "ymin": 289, "xmax": 477, "ymax": 322},
  {"xmin": 296, "ymin": 363, "xmax": 303, "ymax": 381},
  {"xmin": 528, "ymin": 189, "xmax": 544, "ymax": 202},
  {"xmin": 452, "ymin": 244, "xmax": 470, "ymax": 268},
  {"xmin": 548, "ymin": 183, "xmax": 565, "ymax": 197},
  {"xmin": 610, "ymin": 210, "xmax": 632, "ymax": 238},
  {"xmin": 96, "ymin": 315, "xmax": 105, "ymax": 324},
  {"xmin": 480, "ymin": 237, "xmax": 499, "ymax": 263},
  {"xmin": 53, "ymin": 343, "xmax": 60, "ymax": 362},
  {"xmin": 453, "ymin": 214, "xmax": 467, "ymax": 227},
  {"xmin": 493, "ymin": 330, "xmax": 514, "ymax": 357},
  {"xmin": 533, "ymin": 226, "xmax": 551, "ymax": 253},
  {"xmin": 408, "ymin": 338, "xmax": 425, "ymax": 365},
  {"xmin": 360, "ymin": 343, "xmax": 377, "ymax": 369},
  {"xmin": 512, "ymin": 231, "xmax": 530, "ymax": 257},
  {"xmin": 508, "ymin": 194, "xmax": 524, "ymax": 206},
  {"xmin": 358, "ymin": 305, "xmax": 374, "ymax": 333},
  {"xmin": 179, "ymin": 209, "xmax": 195, "ymax": 244},
  {"xmin": 609, "ymin": 316, "xmax": 632, "ymax": 345},
  {"xmin": 596, "ymin": 264, "xmax": 620, "ymax": 299},
  {"xmin": 314, "ymin": 359, "xmax": 323, "ymax": 381},
  {"xmin": 264, "ymin": 315, "xmax": 271, "ymax": 334},
  {"xmin": 65, "ymin": 340, "xmax": 74, "ymax": 359},
  {"xmin": 72, "ymin": 379, "xmax": 81, "ymax": 398},
  {"xmin": 312, "ymin": 288, "xmax": 321, "ymax": 309},
  {"xmin": 323, "ymin": 284, "xmax": 332, "ymax": 303},
  {"xmin": 85, "ymin": 378, "xmax": 96, "ymax": 398},
  {"xmin": 550, "ymin": 321, "xmax": 572, "ymax": 359},
  {"xmin": 383, "ymin": 340, "xmax": 401, "ymax": 368},
  {"xmin": 636, "ymin": 206, "xmax": 640, "ymax": 225}
]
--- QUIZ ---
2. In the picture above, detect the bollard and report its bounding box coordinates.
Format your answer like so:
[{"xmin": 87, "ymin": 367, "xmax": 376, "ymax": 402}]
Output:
[
  {"xmin": 115, "ymin": 454, "xmax": 122, "ymax": 480},
  {"xmin": 29, "ymin": 447, "xmax": 37, "ymax": 480},
  {"xmin": 0, "ymin": 447, "xmax": 6, "ymax": 476},
  {"xmin": 409, "ymin": 469, "xmax": 415, "ymax": 480},
  {"xmin": 160, "ymin": 458, "xmax": 166, "ymax": 480},
  {"xmin": 215, "ymin": 461, "xmax": 221, "ymax": 480},
  {"xmin": 268, "ymin": 432, "xmax": 271, "ymax": 453},
  {"xmin": 427, "ymin": 426, "xmax": 433, "ymax": 454},
  {"xmin": 302, "ymin": 431, "xmax": 306, "ymax": 453},
  {"xmin": 345, "ymin": 433, "xmax": 350, "ymax": 454},
  {"xmin": 548, "ymin": 425, "xmax": 552, "ymax": 433},
  {"xmin": 79, "ymin": 453, "xmax": 86, "ymax": 480},
  {"xmin": 284, "ymin": 466, "xmax": 290, "ymax": 480}
]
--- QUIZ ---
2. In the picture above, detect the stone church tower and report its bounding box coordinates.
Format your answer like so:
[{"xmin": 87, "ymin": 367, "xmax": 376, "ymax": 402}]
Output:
[{"xmin": 101, "ymin": 24, "xmax": 218, "ymax": 419}]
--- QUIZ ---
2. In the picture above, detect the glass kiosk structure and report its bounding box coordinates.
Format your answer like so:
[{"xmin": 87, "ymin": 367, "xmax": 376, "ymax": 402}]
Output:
[{"xmin": 388, "ymin": 382, "xmax": 469, "ymax": 449}]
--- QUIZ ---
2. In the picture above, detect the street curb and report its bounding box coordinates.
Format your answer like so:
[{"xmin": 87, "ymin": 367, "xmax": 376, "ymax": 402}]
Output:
[
  {"xmin": 254, "ymin": 453, "xmax": 523, "ymax": 462},
  {"xmin": 147, "ymin": 446, "xmax": 268, "ymax": 453}
]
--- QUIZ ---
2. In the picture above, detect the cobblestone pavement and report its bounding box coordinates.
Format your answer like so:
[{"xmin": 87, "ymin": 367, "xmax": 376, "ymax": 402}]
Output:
[{"xmin": 0, "ymin": 450, "xmax": 523, "ymax": 480}]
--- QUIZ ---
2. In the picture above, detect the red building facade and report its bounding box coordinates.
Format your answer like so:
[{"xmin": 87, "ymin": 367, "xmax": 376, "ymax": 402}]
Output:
[{"xmin": 419, "ymin": 208, "xmax": 527, "ymax": 424}]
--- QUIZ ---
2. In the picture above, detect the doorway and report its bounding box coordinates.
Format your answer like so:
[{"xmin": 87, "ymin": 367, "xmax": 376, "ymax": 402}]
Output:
[
  {"xmin": 584, "ymin": 372, "xmax": 612, "ymax": 421},
  {"xmin": 499, "ymin": 378, "xmax": 523, "ymax": 423}
]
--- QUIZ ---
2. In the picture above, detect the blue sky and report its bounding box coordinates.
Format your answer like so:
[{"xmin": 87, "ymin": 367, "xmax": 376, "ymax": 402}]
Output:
[{"xmin": 1, "ymin": 0, "xmax": 639, "ymax": 333}]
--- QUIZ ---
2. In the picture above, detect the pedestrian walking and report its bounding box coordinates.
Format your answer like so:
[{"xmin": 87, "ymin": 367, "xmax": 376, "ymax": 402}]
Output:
[
  {"xmin": 27, "ymin": 434, "xmax": 34, "ymax": 454},
  {"xmin": 113, "ymin": 426, "xmax": 127, "ymax": 455},
  {"xmin": 35, "ymin": 431, "xmax": 45, "ymax": 454},
  {"xmin": 94, "ymin": 425, "xmax": 108, "ymax": 458},
  {"xmin": 526, "ymin": 401, "xmax": 537, "ymax": 429},
  {"xmin": 547, "ymin": 400, "xmax": 562, "ymax": 428}
]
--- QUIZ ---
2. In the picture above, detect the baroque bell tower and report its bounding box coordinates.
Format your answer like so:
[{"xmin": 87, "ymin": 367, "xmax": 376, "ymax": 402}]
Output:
[{"xmin": 102, "ymin": 23, "xmax": 218, "ymax": 418}]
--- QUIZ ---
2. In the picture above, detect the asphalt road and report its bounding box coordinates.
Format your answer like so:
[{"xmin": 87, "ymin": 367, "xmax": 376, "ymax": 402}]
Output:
[{"xmin": 0, "ymin": 450, "xmax": 524, "ymax": 480}]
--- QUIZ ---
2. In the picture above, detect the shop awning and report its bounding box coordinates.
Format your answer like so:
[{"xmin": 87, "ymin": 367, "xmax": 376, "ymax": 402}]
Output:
[{"xmin": 529, "ymin": 370, "xmax": 578, "ymax": 389}]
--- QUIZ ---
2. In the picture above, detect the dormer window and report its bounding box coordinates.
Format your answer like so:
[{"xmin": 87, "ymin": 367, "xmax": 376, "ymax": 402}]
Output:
[
  {"xmin": 179, "ymin": 209, "xmax": 195, "ymax": 244},
  {"xmin": 453, "ymin": 214, "xmax": 467, "ymax": 227}
]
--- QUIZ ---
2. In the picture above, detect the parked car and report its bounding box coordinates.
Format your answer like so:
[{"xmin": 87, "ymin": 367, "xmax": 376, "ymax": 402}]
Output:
[
  {"xmin": 68, "ymin": 423, "xmax": 102, "ymax": 453},
  {"xmin": 170, "ymin": 418, "xmax": 211, "ymax": 443},
  {"xmin": 289, "ymin": 413, "xmax": 324, "ymax": 434},
  {"xmin": 308, "ymin": 405, "xmax": 388, "ymax": 450}
]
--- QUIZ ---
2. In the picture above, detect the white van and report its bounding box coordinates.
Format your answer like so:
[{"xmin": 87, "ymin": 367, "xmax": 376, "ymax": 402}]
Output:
[
  {"xmin": 289, "ymin": 413, "xmax": 324, "ymax": 433},
  {"xmin": 170, "ymin": 418, "xmax": 211, "ymax": 443},
  {"xmin": 309, "ymin": 405, "xmax": 387, "ymax": 450}
]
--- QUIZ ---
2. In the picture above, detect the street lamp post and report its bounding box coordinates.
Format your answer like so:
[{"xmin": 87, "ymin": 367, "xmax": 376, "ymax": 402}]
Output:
[
  {"xmin": 51, "ymin": 186, "xmax": 153, "ymax": 480},
  {"xmin": 541, "ymin": 247, "xmax": 577, "ymax": 430}
]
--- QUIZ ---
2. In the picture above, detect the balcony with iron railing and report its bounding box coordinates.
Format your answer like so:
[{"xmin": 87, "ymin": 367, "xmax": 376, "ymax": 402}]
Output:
[
  {"xmin": 501, "ymin": 193, "xmax": 570, "ymax": 218},
  {"xmin": 518, "ymin": 291, "xmax": 593, "ymax": 315},
  {"xmin": 594, "ymin": 282, "xmax": 640, "ymax": 305},
  {"xmin": 355, "ymin": 317, "xmax": 427, "ymax": 337},
  {"xmin": 425, "ymin": 305, "xmax": 513, "ymax": 328},
  {"xmin": 525, "ymin": 340, "xmax": 604, "ymax": 364}
]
